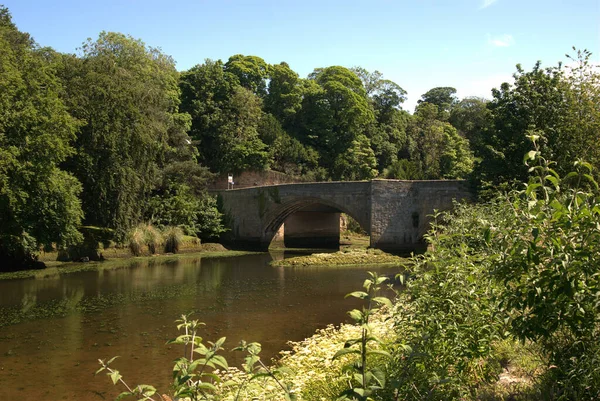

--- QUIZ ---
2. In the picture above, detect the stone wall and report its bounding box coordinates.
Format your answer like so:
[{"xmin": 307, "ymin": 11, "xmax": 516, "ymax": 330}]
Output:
[
  {"xmin": 208, "ymin": 170, "xmax": 302, "ymax": 190},
  {"xmin": 369, "ymin": 180, "xmax": 471, "ymax": 252}
]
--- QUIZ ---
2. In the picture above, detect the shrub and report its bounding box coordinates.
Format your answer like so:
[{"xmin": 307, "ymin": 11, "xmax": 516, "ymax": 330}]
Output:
[{"xmin": 490, "ymin": 144, "xmax": 600, "ymax": 398}]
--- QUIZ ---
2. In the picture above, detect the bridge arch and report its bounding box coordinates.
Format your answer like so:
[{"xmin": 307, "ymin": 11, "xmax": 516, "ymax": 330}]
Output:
[{"xmin": 262, "ymin": 197, "xmax": 369, "ymax": 248}]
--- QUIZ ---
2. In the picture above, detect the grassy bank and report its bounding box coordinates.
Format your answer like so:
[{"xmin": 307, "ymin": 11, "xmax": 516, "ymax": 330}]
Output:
[
  {"xmin": 271, "ymin": 248, "xmax": 406, "ymax": 267},
  {"xmin": 209, "ymin": 308, "xmax": 543, "ymax": 401},
  {"xmin": 0, "ymin": 244, "xmax": 257, "ymax": 281}
]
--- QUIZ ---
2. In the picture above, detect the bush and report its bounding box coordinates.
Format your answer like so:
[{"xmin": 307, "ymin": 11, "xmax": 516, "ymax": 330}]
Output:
[
  {"xmin": 388, "ymin": 201, "xmax": 508, "ymax": 400},
  {"xmin": 489, "ymin": 146, "xmax": 600, "ymax": 398}
]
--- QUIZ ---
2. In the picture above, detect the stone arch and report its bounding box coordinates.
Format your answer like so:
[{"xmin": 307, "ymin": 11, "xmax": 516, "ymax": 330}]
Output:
[{"xmin": 261, "ymin": 197, "xmax": 370, "ymax": 247}]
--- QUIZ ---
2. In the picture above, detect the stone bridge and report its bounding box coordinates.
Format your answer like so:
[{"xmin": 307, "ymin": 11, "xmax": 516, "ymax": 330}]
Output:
[{"xmin": 216, "ymin": 179, "xmax": 471, "ymax": 253}]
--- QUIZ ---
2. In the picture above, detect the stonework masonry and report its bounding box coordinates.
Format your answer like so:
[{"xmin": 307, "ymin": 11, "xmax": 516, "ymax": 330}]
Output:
[{"xmin": 215, "ymin": 179, "xmax": 471, "ymax": 252}]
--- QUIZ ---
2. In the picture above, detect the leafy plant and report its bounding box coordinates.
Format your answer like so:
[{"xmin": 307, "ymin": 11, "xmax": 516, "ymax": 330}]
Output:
[
  {"xmin": 232, "ymin": 340, "xmax": 295, "ymax": 401},
  {"xmin": 334, "ymin": 272, "xmax": 394, "ymax": 401},
  {"xmin": 491, "ymin": 136, "xmax": 600, "ymax": 398},
  {"xmin": 97, "ymin": 314, "xmax": 297, "ymax": 401}
]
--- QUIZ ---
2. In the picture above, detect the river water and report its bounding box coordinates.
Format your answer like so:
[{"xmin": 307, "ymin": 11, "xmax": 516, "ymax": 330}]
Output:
[{"xmin": 0, "ymin": 252, "xmax": 397, "ymax": 400}]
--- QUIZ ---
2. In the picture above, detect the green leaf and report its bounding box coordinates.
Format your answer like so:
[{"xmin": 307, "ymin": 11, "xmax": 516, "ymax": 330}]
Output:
[
  {"xmin": 345, "ymin": 291, "xmax": 369, "ymax": 299},
  {"xmin": 109, "ymin": 370, "xmax": 122, "ymax": 385},
  {"xmin": 333, "ymin": 348, "xmax": 361, "ymax": 360},
  {"xmin": 211, "ymin": 354, "xmax": 229, "ymax": 370},
  {"xmin": 107, "ymin": 356, "xmax": 120, "ymax": 365},
  {"xmin": 195, "ymin": 382, "xmax": 217, "ymax": 391},
  {"xmin": 115, "ymin": 391, "xmax": 133, "ymax": 401},
  {"xmin": 348, "ymin": 309, "xmax": 364, "ymax": 321},
  {"xmin": 366, "ymin": 349, "xmax": 392, "ymax": 359},
  {"xmin": 372, "ymin": 296, "xmax": 392, "ymax": 308}
]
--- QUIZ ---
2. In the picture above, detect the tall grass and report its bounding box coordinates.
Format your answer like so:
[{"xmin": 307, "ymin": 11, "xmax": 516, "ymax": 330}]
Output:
[
  {"xmin": 163, "ymin": 226, "xmax": 183, "ymax": 254},
  {"xmin": 143, "ymin": 224, "xmax": 161, "ymax": 254},
  {"xmin": 128, "ymin": 225, "xmax": 145, "ymax": 256},
  {"xmin": 128, "ymin": 224, "xmax": 163, "ymax": 256}
]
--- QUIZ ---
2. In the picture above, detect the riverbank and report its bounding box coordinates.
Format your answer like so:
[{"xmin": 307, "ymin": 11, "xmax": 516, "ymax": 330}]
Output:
[
  {"xmin": 0, "ymin": 244, "xmax": 257, "ymax": 281},
  {"xmin": 271, "ymin": 248, "xmax": 406, "ymax": 267}
]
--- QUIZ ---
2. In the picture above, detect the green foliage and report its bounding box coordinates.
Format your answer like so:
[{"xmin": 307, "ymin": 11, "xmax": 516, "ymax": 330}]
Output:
[
  {"xmin": 408, "ymin": 103, "xmax": 474, "ymax": 179},
  {"xmin": 296, "ymin": 66, "xmax": 375, "ymax": 175},
  {"xmin": 490, "ymin": 142, "xmax": 600, "ymax": 398},
  {"xmin": 58, "ymin": 225, "xmax": 113, "ymax": 261},
  {"xmin": 333, "ymin": 134, "xmax": 378, "ymax": 180},
  {"xmin": 382, "ymin": 159, "xmax": 423, "ymax": 180},
  {"xmin": 417, "ymin": 86, "xmax": 458, "ymax": 119},
  {"xmin": 0, "ymin": 7, "xmax": 83, "ymax": 269},
  {"xmin": 258, "ymin": 113, "xmax": 319, "ymax": 176},
  {"xmin": 469, "ymin": 52, "xmax": 600, "ymax": 190},
  {"xmin": 224, "ymin": 54, "xmax": 271, "ymax": 97},
  {"xmin": 60, "ymin": 31, "xmax": 184, "ymax": 240},
  {"xmin": 180, "ymin": 60, "xmax": 269, "ymax": 174},
  {"xmin": 146, "ymin": 185, "xmax": 225, "ymax": 240},
  {"xmin": 265, "ymin": 62, "xmax": 304, "ymax": 127},
  {"xmin": 335, "ymin": 272, "xmax": 393, "ymax": 401},
  {"xmin": 390, "ymin": 202, "xmax": 507, "ymax": 400}
]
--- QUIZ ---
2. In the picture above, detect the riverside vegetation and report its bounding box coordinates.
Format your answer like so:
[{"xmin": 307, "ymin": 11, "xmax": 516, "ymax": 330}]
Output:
[
  {"xmin": 99, "ymin": 147, "xmax": 600, "ymax": 400},
  {"xmin": 4, "ymin": 1, "xmax": 599, "ymax": 272},
  {"xmin": 3, "ymin": 3, "xmax": 600, "ymax": 399}
]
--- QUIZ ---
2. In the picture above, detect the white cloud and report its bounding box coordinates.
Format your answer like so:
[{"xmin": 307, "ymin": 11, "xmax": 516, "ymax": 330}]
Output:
[
  {"xmin": 488, "ymin": 34, "xmax": 514, "ymax": 47},
  {"xmin": 480, "ymin": 0, "xmax": 498, "ymax": 9}
]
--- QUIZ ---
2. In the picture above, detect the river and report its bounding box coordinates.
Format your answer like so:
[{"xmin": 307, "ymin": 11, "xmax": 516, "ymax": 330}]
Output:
[{"xmin": 0, "ymin": 252, "xmax": 397, "ymax": 400}]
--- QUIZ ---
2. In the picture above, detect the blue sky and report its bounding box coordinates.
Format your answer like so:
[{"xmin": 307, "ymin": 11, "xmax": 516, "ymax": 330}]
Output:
[{"xmin": 3, "ymin": 0, "xmax": 599, "ymax": 111}]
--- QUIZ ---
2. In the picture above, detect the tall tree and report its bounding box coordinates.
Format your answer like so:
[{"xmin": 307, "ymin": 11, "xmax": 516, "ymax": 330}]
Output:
[
  {"xmin": 0, "ymin": 7, "xmax": 83, "ymax": 268},
  {"xmin": 180, "ymin": 61, "xmax": 269, "ymax": 173},
  {"xmin": 408, "ymin": 103, "xmax": 473, "ymax": 179},
  {"xmin": 352, "ymin": 67, "xmax": 409, "ymax": 172},
  {"xmin": 224, "ymin": 54, "xmax": 270, "ymax": 97},
  {"xmin": 473, "ymin": 61, "xmax": 568, "ymax": 188},
  {"xmin": 417, "ymin": 86, "xmax": 458, "ymax": 120},
  {"xmin": 61, "ymin": 32, "xmax": 184, "ymax": 239},
  {"xmin": 264, "ymin": 62, "xmax": 303, "ymax": 127},
  {"xmin": 296, "ymin": 66, "xmax": 375, "ymax": 176}
]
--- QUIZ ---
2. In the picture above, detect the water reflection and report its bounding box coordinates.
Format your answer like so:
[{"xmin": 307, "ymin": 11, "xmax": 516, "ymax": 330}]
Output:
[{"xmin": 0, "ymin": 253, "xmax": 398, "ymax": 400}]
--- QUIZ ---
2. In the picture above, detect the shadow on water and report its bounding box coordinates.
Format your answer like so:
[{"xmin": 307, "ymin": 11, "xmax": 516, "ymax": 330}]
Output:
[{"xmin": 0, "ymin": 252, "xmax": 399, "ymax": 400}]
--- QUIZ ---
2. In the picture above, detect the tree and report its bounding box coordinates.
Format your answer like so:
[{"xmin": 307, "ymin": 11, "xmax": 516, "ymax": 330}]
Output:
[
  {"xmin": 333, "ymin": 134, "xmax": 378, "ymax": 180},
  {"xmin": 257, "ymin": 113, "xmax": 319, "ymax": 176},
  {"xmin": 449, "ymin": 96, "xmax": 492, "ymax": 150},
  {"xmin": 214, "ymin": 86, "xmax": 269, "ymax": 172},
  {"xmin": 473, "ymin": 61, "xmax": 568, "ymax": 188},
  {"xmin": 296, "ymin": 66, "xmax": 375, "ymax": 176},
  {"xmin": 60, "ymin": 32, "xmax": 184, "ymax": 239},
  {"xmin": 0, "ymin": 7, "xmax": 83, "ymax": 268},
  {"xmin": 264, "ymin": 62, "xmax": 303, "ymax": 127},
  {"xmin": 224, "ymin": 54, "xmax": 270, "ymax": 97},
  {"xmin": 416, "ymin": 86, "xmax": 457, "ymax": 120},
  {"xmin": 408, "ymin": 103, "xmax": 473, "ymax": 179},
  {"xmin": 180, "ymin": 60, "xmax": 269, "ymax": 173},
  {"xmin": 561, "ymin": 48, "xmax": 600, "ymax": 174}
]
